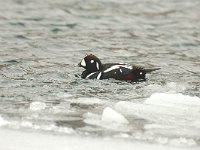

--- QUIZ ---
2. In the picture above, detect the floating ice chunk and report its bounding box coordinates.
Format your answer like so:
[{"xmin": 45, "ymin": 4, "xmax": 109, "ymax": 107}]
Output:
[
  {"xmin": 30, "ymin": 101, "xmax": 46, "ymax": 111},
  {"xmin": 115, "ymin": 93, "xmax": 200, "ymax": 117},
  {"xmin": 83, "ymin": 112, "xmax": 102, "ymax": 127},
  {"xmin": 83, "ymin": 110, "xmax": 129, "ymax": 131},
  {"xmin": 169, "ymin": 137, "xmax": 196, "ymax": 146},
  {"xmin": 115, "ymin": 93, "xmax": 200, "ymax": 138},
  {"xmin": 0, "ymin": 116, "xmax": 9, "ymax": 126},
  {"xmin": 115, "ymin": 101, "xmax": 152, "ymax": 118},
  {"xmin": 145, "ymin": 93, "xmax": 200, "ymax": 107},
  {"xmin": 115, "ymin": 93, "xmax": 200, "ymax": 124},
  {"xmin": 101, "ymin": 107, "xmax": 129, "ymax": 124}
]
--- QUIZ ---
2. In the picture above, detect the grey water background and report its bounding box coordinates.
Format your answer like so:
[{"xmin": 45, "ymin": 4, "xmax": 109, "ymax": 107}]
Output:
[{"xmin": 0, "ymin": 0, "xmax": 200, "ymax": 147}]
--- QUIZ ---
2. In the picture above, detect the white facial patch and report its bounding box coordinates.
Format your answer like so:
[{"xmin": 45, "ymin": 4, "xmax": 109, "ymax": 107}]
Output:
[
  {"xmin": 80, "ymin": 59, "xmax": 86, "ymax": 67},
  {"xmin": 97, "ymin": 72, "xmax": 102, "ymax": 80},
  {"xmin": 96, "ymin": 62, "xmax": 99, "ymax": 70},
  {"xmin": 90, "ymin": 60, "xmax": 94, "ymax": 63},
  {"xmin": 140, "ymin": 72, "xmax": 143, "ymax": 75}
]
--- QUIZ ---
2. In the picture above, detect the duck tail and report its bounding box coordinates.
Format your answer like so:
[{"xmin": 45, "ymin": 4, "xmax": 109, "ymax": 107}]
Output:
[{"xmin": 145, "ymin": 68, "xmax": 161, "ymax": 73}]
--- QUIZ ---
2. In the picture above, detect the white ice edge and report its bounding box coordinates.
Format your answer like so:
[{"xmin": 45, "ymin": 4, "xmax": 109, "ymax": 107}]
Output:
[
  {"xmin": 0, "ymin": 128, "xmax": 198, "ymax": 150},
  {"xmin": 83, "ymin": 107, "xmax": 129, "ymax": 131},
  {"xmin": 115, "ymin": 93, "xmax": 200, "ymax": 119},
  {"xmin": 0, "ymin": 116, "xmax": 74, "ymax": 134},
  {"xmin": 145, "ymin": 93, "xmax": 200, "ymax": 106},
  {"xmin": 101, "ymin": 107, "xmax": 129, "ymax": 124},
  {"xmin": 114, "ymin": 93, "xmax": 200, "ymax": 138}
]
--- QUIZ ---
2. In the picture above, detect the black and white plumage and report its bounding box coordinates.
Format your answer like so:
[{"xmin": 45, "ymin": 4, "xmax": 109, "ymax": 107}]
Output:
[{"xmin": 78, "ymin": 54, "xmax": 159, "ymax": 82}]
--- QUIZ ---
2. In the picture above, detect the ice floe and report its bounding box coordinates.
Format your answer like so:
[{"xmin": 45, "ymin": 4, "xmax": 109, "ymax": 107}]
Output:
[
  {"xmin": 145, "ymin": 93, "xmax": 200, "ymax": 107},
  {"xmin": 0, "ymin": 116, "xmax": 9, "ymax": 126},
  {"xmin": 0, "ymin": 116, "xmax": 74, "ymax": 134},
  {"xmin": 101, "ymin": 107, "xmax": 129, "ymax": 124},
  {"xmin": 30, "ymin": 101, "xmax": 46, "ymax": 111},
  {"xmin": 115, "ymin": 93, "xmax": 200, "ymax": 139},
  {"xmin": 83, "ymin": 107, "xmax": 129, "ymax": 131},
  {"xmin": 1, "ymin": 128, "xmax": 197, "ymax": 150}
]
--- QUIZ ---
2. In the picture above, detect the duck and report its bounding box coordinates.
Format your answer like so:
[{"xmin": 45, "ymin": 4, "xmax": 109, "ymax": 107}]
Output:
[{"xmin": 78, "ymin": 54, "xmax": 160, "ymax": 82}]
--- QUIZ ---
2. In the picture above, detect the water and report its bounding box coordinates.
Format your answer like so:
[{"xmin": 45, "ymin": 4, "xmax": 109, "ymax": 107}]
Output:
[{"xmin": 0, "ymin": 0, "xmax": 200, "ymax": 149}]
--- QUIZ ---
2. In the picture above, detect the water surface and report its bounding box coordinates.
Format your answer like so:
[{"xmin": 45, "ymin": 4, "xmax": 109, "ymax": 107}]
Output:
[{"xmin": 0, "ymin": 0, "xmax": 200, "ymax": 149}]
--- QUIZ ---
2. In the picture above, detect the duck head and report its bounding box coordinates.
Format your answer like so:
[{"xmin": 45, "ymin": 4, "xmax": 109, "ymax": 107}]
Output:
[{"xmin": 78, "ymin": 54, "xmax": 103, "ymax": 72}]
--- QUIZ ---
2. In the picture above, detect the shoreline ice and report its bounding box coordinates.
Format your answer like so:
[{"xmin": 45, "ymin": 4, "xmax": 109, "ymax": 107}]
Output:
[{"xmin": 0, "ymin": 128, "xmax": 198, "ymax": 150}]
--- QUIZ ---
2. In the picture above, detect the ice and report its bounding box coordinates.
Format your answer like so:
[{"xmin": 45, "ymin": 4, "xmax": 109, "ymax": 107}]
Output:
[
  {"xmin": 115, "ymin": 93, "xmax": 200, "ymax": 123},
  {"xmin": 145, "ymin": 93, "xmax": 200, "ymax": 107},
  {"xmin": 115, "ymin": 93, "xmax": 200, "ymax": 141},
  {"xmin": 101, "ymin": 107, "xmax": 129, "ymax": 124},
  {"xmin": 29, "ymin": 101, "xmax": 46, "ymax": 111},
  {"xmin": 0, "ymin": 116, "xmax": 9, "ymax": 126},
  {"xmin": 0, "ymin": 128, "xmax": 197, "ymax": 150},
  {"xmin": 0, "ymin": 116, "xmax": 74, "ymax": 134},
  {"xmin": 68, "ymin": 97, "xmax": 107, "ymax": 105},
  {"xmin": 169, "ymin": 138, "xmax": 197, "ymax": 146},
  {"xmin": 83, "ymin": 112, "xmax": 101, "ymax": 121},
  {"xmin": 83, "ymin": 107, "xmax": 129, "ymax": 131}
]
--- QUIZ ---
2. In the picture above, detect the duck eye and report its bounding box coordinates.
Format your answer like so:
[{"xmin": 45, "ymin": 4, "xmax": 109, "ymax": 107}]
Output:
[{"xmin": 90, "ymin": 60, "xmax": 94, "ymax": 63}]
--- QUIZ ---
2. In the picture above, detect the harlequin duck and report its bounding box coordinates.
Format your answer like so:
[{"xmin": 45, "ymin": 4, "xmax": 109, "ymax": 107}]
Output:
[{"xmin": 78, "ymin": 54, "xmax": 160, "ymax": 82}]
